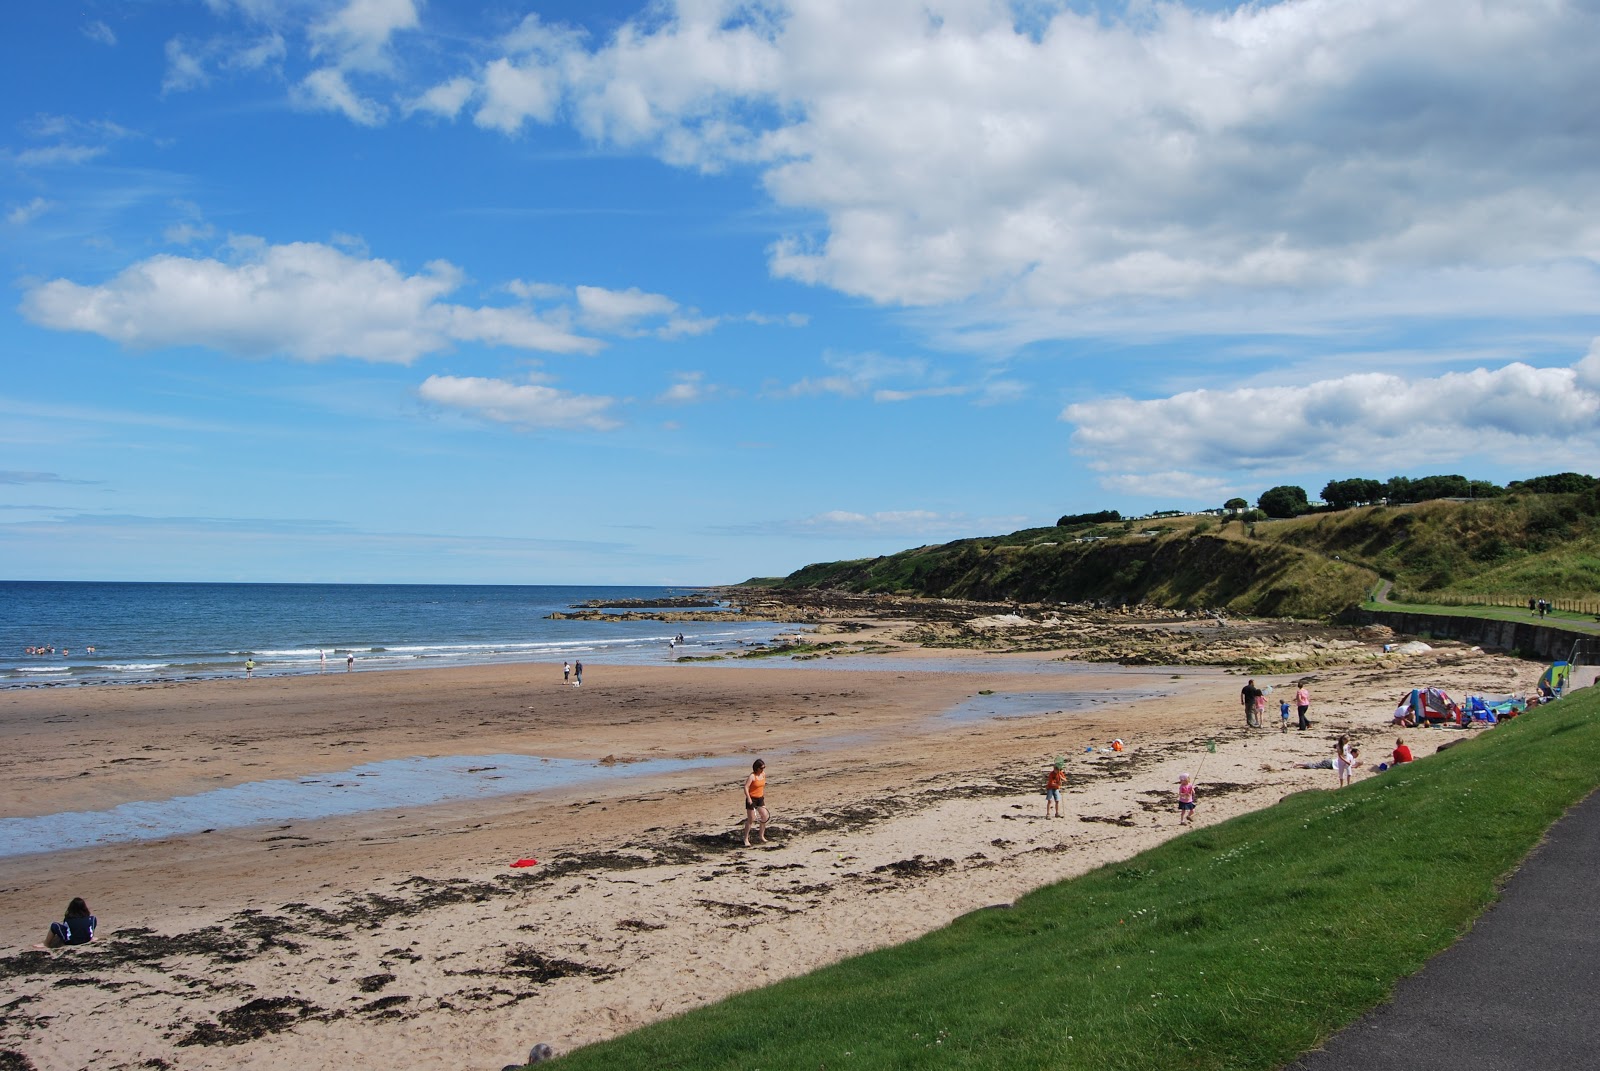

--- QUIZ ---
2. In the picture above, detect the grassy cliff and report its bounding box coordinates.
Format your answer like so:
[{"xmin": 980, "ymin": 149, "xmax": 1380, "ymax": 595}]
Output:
[{"xmin": 762, "ymin": 494, "xmax": 1600, "ymax": 620}]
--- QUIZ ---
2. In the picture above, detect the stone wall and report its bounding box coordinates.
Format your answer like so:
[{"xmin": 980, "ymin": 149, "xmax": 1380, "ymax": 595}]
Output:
[{"xmin": 1345, "ymin": 609, "xmax": 1600, "ymax": 664}]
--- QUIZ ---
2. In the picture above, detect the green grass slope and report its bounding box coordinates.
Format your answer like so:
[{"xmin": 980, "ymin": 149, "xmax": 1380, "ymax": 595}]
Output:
[
  {"xmin": 767, "ymin": 494, "xmax": 1600, "ymax": 619},
  {"xmin": 539, "ymin": 691, "xmax": 1600, "ymax": 1071}
]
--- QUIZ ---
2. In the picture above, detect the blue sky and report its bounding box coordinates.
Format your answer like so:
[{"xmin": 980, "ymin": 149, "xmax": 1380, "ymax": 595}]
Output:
[{"xmin": 4, "ymin": 0, "xmax": 1600, "ymax": 585}]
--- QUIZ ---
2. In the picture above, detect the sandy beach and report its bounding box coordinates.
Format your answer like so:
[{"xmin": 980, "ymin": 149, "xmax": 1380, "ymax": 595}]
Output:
[{"xmin": 0, "ymin": 625, "xmax": 1543, "ymax": 1071}]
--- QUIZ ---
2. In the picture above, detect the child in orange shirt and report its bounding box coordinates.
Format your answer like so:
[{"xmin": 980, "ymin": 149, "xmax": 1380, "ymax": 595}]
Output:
[{"xmin": 1045, "ymin": 759, "xmax": 1067, "ymax": 818}]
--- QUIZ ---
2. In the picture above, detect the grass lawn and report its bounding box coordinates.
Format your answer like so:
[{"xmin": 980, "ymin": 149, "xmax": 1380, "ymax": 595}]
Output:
[
  {"xmin": 535, "ymin": 690, "xmax": 1600, "ymax": 1070},
  {"xmin": 1361, "ymin": 598, "xmax": 1599, "ymax": 632}
]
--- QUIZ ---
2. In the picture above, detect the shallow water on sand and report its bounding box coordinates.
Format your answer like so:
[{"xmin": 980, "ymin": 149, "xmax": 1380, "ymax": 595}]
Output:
[{"xmin": 0, "ymin": 753, "xmax": 738, "ymax": 859}]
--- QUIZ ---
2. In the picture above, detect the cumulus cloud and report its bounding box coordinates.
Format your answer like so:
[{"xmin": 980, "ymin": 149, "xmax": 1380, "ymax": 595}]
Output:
[
  {"xmin": 407, "ymin": 75, "xmax": 476, "ymax": 119},
  {"xmin": 398, "ymin": 0, "xmax": 1600, "ymax": 332},
  {"xmin": 1062, "ymin": 349, "xmax": 1600, "ymax": 485},
  {"xmin": 657, "ymin": 371, "xmax": 719, "ymax": 404},
  {"xmin": 21, "ymin": 238, "xmax": 602, "ymax": 363},
  {"xmin": 575, "ymin": 285, "xmax": 718, "ymax": 338},
  {"xmin": 309, "ymin": 0, "xmax": 419, "ymax": 72},
  {"xmin": 418, "ymin": 373, "xmax": 620, "ymax": 430},
  {"xmin": 295, "ymin": 66, "xmax": 387, "ymax": 125}
]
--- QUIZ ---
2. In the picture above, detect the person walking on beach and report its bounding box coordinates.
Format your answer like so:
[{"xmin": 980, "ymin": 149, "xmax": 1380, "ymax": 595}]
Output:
[
  {"xmin": 1177, "ymin": 773, "xmax": 1197, "ymax": 824},
  {"xmin": 1044, "ymin": 758, "xmax": 1067, "ymax": 818},
  {"xmin": 573, "ymin": 660, "xmax": 583, "ymax": 687},
  {"xmin": 1241, "ymin": 679, "xmax": 1262, "ymax": 727},
  {"xmin": 320, "ymin": 649, "xmax": 326, "ymax": 673},
  {"xmin": 1295, "ymin": 680, "xmax": 1312, "ymax": 730},
  {"xmin": 562, "ymin": 660, "xmax": 570, "ymax": 684},
  {"xmin": 1279, "ymin": 697, "xmax": 1291, "ymax": 733},
  {"xmin": 743, "ymin": 759, "xmax": 769, "ymax": 846}
]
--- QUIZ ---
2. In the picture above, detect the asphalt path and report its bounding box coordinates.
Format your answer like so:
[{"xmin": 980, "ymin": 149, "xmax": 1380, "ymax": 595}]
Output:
[{"xmin": 1287, "ymin": 788, "xmax": 1600, "ymax": 1070}]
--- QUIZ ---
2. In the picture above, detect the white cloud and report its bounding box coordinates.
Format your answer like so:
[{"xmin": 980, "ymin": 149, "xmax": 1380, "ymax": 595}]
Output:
[
  {"xmin": 574, "ymin": 284, "xmax": 719, "ymax": 338},
  {"xmin": 83, "ymin": 20, "xmax": 117, "ymax": 46},
  {"xmin": 164, "ymin": 33, "xmax": 286, "ymax": 93},
  {"xmin": 872, "ymin": 385, "xmax": 969, "ymax": 403},
  {"xmin": 295, "ymin": 66, "xmax": 387, "ymax": 125},
  {"xmin": 1062, "ymin": 348, "xmax": 1600, "ymax": 482},
  {"xmin": 411, "ymin": 0, "xmax": 1600, "ymax": 334},
  {"xmin": 7, "ymin": 197, "xmax": 54, "ymax": 225},
  {"xmin": 418, "ymin": 373, "xmax": 620, "ymax": 430},
  {"xmin": 505, "ymin": 279, "xmax": 570, "ymax": 302},
  {"xmin": 657, "ymin": 371, "xmax": 720, "ymax": 404},
  {"xmin": 309, "ymin": 0, "xmax": 420, "ymax": 72},
  {"xmin": 768, "ymin": 351, "xmax": 960, "ymax": 401},
  {"xmin": 407, "ymin": 75, "xmax": 476, "ymax": 119},
  {"xmin": 10, "ymin": 144, "xmax": 108, "ymax": 167},
  {"xmin": 21, "ymin": 238, "xmax": 602, "ymax": 363},
  {"xmin": 163, "ymin": 38, "xmax": 209, "ymax": 92}
]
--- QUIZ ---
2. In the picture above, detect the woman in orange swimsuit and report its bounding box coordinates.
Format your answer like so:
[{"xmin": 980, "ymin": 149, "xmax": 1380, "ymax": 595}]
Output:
[{"xmin": 743, "ymin": 759, "xmax": 768, "ymax": 846}]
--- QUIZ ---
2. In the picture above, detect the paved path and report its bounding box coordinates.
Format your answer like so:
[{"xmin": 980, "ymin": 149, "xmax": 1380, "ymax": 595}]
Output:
[{"xmin": 1288, "ymin": 789, "xmax": 1600, "ymax": 1070}]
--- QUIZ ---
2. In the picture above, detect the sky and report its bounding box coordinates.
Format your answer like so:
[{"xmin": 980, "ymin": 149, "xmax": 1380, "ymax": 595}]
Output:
[{"xmin": 3, "ymin": 0, "xmax": 1600, "ymax": 586}]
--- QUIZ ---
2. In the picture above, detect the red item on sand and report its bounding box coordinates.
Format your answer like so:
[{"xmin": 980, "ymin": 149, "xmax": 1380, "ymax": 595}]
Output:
[{"xmin": 510, "ymin": 858, "xmax": 539, "ymax": 868}]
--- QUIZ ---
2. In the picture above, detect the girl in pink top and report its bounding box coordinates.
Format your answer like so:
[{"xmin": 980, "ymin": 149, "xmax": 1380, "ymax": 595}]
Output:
[{"xmin": 1177, "ymin": 774, "xmax": 1197, "ymax": 824}]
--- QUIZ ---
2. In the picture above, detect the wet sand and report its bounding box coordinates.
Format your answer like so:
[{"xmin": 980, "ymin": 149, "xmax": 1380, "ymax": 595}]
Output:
[{"xmin": 0, "ymin": 642, "xmax": 1537, "ymax": 1070}]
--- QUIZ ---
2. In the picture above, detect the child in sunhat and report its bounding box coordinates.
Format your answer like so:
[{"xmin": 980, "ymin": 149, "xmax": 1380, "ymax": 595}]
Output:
[{"xmin": 1044, "ymin": 757, "xmax": 1067, "ymax": 818}]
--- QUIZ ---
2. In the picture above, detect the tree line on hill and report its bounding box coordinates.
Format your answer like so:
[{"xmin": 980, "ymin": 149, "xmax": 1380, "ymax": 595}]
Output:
[
  {"xmin": 1056, "ymin": 472, "xmax": 1597, "ymax": 527},
  {"xmin": 1253, "ymin": 471, "xmax": 1596, "ymax": 518}
]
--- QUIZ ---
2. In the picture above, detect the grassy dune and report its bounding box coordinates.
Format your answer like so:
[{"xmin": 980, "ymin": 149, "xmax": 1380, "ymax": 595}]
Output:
[
  {"xmin": 766, "ymin": 494, "xmax": 1600, "ymax": 619},
  {"xmin": 543, "ymin": 690, "xmax": 1600, "ymax": 1070}
]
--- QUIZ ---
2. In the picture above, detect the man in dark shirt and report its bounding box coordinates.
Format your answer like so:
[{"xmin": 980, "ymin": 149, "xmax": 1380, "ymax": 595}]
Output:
[{"xmin": 1241, "ymin": 679, "xmax": 1263, "ymax": 728}]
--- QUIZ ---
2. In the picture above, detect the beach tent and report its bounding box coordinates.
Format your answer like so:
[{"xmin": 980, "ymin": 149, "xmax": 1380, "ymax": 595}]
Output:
[
  {"xmin": 1392, "ymin": 687, "xmax": 1464, "ymax": 726},
  {"xmin": 1538, "ymin": 662, "xmax": 1572, "ymax": 698},
  {"xmin": 1465, "ymin": 695, "xmax": 1523, "ymax": 723}
]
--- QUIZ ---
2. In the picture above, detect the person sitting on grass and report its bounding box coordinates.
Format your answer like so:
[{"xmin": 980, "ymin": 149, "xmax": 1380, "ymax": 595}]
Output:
[{"xmin": 42, "ymin": 897, "xmax": 96, "ymax": 948}]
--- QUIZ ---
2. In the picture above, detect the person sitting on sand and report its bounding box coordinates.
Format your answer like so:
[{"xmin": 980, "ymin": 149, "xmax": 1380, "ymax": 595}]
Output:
[
  {"xmin": 1044, "ymin": 758, "xmax": 1066, "ymax": 818},
  {"xmin": 743, "ymin": 759, "xmax": 769, "ymax": 846},
  {"xmin": 43, "ymin": 897, "xmax": 96, "ymax": 948},
  {"xmin": 1392, "ymin": 737, "xmax": 1413, "ymax": 765}
]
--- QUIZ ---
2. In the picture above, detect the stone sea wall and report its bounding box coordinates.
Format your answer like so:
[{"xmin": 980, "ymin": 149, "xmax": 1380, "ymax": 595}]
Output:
[{"xmin": 1347, "ymin": 609, "xmax": 1599, "ymax": 663}]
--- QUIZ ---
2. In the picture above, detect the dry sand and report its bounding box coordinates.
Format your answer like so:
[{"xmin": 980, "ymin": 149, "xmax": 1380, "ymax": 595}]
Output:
[{"xmin": 0, "ymin": 636, "xmax": 1540, "ymax": 1071}]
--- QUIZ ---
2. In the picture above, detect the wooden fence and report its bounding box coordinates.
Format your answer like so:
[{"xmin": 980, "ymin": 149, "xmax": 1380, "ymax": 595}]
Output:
[{"xmin": 1426, "ymin": 594, "xmax": 1600, "ymax": 616}]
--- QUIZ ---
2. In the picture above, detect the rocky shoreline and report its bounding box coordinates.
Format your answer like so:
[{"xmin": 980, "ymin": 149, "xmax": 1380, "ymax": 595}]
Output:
[{"xmin": 553, "ymin": 587, "xmax": 1405, "ymax": 674}]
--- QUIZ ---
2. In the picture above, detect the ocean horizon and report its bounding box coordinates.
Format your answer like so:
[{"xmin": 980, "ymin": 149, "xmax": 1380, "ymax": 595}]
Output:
[{"xmin": 0, "ymin": 580, "xmax": 788, "ymax": 688}]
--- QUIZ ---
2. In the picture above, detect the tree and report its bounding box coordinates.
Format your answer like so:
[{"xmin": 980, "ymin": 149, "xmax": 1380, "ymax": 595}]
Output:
[
  {"xmin": 1509, "ymin": 472, "xmax": 1597, "ymax": 495},
  {"xmin": 1257, "ymin": 485, "xmax": 1309, "ymax": 518},
  {"xmin": 1223, "ymin": 497, "xmax": 1248, "ymax": 511},
  {"xmin": 1321, "ymin": 477, "xmax": 1384, "ymax": 511},
  {"xmin": 1056, "ymin": 509, "xmax": 1121, "ymax": 527}
]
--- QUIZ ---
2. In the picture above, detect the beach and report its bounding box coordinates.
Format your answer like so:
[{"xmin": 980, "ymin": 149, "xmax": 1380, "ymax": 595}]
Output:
[{"xmin": 0, "ymin": 627, "xmax": 1539, "ymax": 1071}]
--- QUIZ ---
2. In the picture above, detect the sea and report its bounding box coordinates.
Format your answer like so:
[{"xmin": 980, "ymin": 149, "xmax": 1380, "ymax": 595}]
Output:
[{"xmin": 0, "ymin": 580, "xmax": 793, "ymax": 688}]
